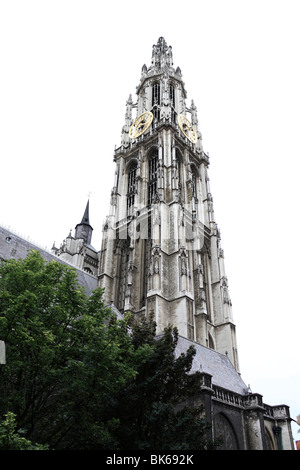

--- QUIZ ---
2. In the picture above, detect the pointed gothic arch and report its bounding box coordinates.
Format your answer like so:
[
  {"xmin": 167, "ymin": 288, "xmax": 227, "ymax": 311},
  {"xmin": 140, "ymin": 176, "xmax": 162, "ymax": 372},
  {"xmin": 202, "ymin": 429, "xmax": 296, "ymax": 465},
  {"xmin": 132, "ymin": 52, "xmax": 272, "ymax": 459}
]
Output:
[
  {"xmin": 213, "ymin": 413, "xmax": 239, "ymax": 450},
  {"xmin": 265, "ymin": 427, "xmax": 276, "ymax": 450}
]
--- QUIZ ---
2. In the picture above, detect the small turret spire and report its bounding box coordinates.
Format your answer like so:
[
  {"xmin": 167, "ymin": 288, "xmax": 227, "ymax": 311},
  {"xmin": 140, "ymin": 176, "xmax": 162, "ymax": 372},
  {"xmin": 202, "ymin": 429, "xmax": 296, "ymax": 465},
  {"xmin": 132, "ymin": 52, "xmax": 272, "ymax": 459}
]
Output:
[
  {"xmin": 81, "ymin": 199, "xmax": 90, "ymax": 225},
  {"xmin": 75, "ymin": 199, "xmax": 93, "ymax": 245}
]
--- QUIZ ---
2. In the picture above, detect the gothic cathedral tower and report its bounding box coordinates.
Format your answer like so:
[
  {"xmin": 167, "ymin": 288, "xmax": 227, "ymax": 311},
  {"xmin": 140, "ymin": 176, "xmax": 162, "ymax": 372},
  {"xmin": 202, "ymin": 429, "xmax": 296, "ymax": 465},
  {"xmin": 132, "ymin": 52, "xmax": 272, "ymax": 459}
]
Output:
[{"xmin": 99, "ymin": 37, "xmax": 239, "ymax": 371}]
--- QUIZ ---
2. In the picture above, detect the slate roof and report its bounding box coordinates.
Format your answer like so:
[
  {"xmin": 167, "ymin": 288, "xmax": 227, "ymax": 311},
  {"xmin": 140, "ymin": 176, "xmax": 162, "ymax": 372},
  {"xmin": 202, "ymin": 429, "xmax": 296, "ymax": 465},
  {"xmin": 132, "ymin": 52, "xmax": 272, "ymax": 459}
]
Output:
[
  {"xmin": 0, "ymin": 225, "xmax": 98, "ymax": 296},
  {"xmin": 175, "ymin": 335, "xmax": 248, "ymax": 395}
]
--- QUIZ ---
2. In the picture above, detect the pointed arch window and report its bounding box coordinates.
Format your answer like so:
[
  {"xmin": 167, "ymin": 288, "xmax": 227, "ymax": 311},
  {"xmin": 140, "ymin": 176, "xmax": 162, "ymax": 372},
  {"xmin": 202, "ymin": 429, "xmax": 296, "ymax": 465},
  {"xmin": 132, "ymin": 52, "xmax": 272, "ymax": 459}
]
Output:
[
  {"xmin": 148, "ymin": 149, "xmax": 158, "ymax": 205},
  {"xmin": 127, "ymin": 162, "xmax": 137, "ymax": 214}
]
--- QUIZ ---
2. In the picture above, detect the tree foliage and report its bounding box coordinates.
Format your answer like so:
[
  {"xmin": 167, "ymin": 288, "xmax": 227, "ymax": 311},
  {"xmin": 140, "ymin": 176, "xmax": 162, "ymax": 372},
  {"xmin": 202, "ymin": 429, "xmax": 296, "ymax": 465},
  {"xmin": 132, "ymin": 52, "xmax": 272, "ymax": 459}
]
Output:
[
  {"xmin": 0, "ymin": 251, "xmax": 137, "ymax": 449},
  {"xmin": 0, "ymin": 412, "xmax": 48, "ymax": 450},
  {"xmin": 108, "ymin": 314, "xmax": 213, "ymax": 450},
  {"xmin": 0, "ymin": 251, "xmax": 213, "ymax": 450}
]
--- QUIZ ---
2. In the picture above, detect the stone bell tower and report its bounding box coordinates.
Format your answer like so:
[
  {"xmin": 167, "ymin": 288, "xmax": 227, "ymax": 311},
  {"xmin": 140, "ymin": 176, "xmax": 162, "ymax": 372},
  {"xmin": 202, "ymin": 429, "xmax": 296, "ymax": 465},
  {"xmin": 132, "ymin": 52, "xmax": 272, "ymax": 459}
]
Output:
[{"xmin": 98, "ymin": 37, "xmax": 239, "ymax": 371}]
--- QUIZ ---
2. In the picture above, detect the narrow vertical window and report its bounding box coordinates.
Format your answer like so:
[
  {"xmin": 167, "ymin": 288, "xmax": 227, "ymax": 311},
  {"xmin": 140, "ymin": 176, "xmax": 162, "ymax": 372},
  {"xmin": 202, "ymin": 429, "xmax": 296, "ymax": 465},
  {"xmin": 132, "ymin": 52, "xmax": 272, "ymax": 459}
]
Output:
[
  {"xmin": 176, "ymin": 151, "xmax": 181, "ymax": 186},
  {"xmin": 169, "ymin": 84, "xmax": 175, "ymax": 107},
  {"xmin": 203, "ymin": 251, "xmax": 212, "ymax": 322},
  {"xmin": 152, "ymin": 82, "xmax": 161, "ymax": 124},
  {"xmin": 148, "ymin": 150, "xmax": 158, "ymax": 204},
  {"xmin": 152, "ymin": 83, "xmax": 161, "ymax": 106},
  {"xmin": 118, "ymin": 238, "xmax": 130, "ymax": 311},
  {"xmin": 142, "ymin": 214, "xmax": 152, "ymax": 306},
  {"xmin": 127, "ymin": 162, "xmax": 137, "ymax": 214},
  {"xmin": 187, "ymin": 299, "xmax": 194, "ymax": 340},
  {"xmin": 191, "ymin": 168, "xmax": 197, "ymax": 198},
  {"xmin": 169, "ymin": 83, "xmax": 176, "ymax": 123}
]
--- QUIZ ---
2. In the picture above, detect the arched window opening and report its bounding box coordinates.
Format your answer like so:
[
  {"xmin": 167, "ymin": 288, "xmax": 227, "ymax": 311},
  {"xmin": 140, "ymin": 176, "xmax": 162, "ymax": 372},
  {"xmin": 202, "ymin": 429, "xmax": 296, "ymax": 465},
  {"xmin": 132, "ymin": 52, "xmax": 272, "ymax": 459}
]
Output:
[
  {"xmin": 127, "ymin": 162, "xmax": 137, "ymax": 214},
  {"xmin": 213, "ymin": 413, "xmax": 239, "ymax": 450},
  {"xmin": 148, "ymin": 150, "xmax": 158, "ymax": 205}
]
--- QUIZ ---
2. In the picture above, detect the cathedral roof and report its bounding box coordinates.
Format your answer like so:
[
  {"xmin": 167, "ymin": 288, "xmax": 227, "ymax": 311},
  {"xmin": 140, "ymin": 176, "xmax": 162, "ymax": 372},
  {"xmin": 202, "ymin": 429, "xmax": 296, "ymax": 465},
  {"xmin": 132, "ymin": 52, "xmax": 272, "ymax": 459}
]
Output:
[
  {"xmin": 175, "ymin": 336, "xmax": 248, "ymax": 395},
  {"xmin": 0, "ymin": 225, "xmax": 98, "ymax": 296}
]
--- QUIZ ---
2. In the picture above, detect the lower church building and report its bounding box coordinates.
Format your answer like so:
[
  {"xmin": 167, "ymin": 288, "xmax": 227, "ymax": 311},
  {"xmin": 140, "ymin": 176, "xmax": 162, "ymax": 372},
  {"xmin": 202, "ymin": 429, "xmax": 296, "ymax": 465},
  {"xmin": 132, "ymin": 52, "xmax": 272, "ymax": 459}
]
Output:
[{"xmin": 0, "ymin": 38, "xmax": 294, "ymax": 450}]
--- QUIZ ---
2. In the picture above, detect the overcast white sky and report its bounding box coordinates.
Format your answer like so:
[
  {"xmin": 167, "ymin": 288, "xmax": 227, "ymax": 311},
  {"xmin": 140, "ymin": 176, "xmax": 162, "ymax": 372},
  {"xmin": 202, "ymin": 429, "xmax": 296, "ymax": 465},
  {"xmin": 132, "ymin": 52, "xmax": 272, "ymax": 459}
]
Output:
[{"xmin": 1, "ymin": 0, "xmax": 299, "ymax": 445}]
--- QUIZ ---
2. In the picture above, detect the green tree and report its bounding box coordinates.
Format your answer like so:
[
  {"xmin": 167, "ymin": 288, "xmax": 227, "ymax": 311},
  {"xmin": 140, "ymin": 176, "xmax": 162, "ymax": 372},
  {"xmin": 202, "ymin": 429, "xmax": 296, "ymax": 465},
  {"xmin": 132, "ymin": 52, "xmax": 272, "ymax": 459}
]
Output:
[
  {"xmin": 0, "ymin": 251, "xmax": 139, "ymax": 449},
  {"xmin": 0, "ymin": 412, "xmax": 48, "ymax": 450},
  {"xmin": 0, "ymin": 251, "xmax": 214, "ymax": 450},
  {"xmin": 106, "ymin": 314, "xmax": 214, "ymax": 450}
]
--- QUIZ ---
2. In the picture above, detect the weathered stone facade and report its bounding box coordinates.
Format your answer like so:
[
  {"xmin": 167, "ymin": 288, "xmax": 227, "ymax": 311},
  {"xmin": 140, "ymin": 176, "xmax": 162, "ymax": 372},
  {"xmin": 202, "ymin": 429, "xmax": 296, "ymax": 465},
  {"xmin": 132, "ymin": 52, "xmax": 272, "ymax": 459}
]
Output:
[
  {"xmin": 0, "ymin": 37, "xmax": 294, "ymax": 450},
  {"xmin": 97, "ymin": 37, "xmax": 294, "ymax": 450},
  {"xmin": 176, "ymin": 336, "xmax": 293, "ymax": 450},
  {"xmin": 98, "ymin": 37, "xmax": 239, "ymax": 371}
]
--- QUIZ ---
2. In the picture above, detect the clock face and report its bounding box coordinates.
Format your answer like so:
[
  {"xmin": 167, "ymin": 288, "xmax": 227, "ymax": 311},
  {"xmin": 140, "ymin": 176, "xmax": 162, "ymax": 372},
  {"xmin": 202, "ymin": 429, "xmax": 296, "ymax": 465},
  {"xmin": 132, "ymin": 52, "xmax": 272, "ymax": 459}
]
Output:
[
  {"xmin": 177, "ymin": 114, "xmax": 197, "ymax": 143},
  {"xmin": 129, "ymin": 111, "xmax": 153, "ymax": 139}
]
